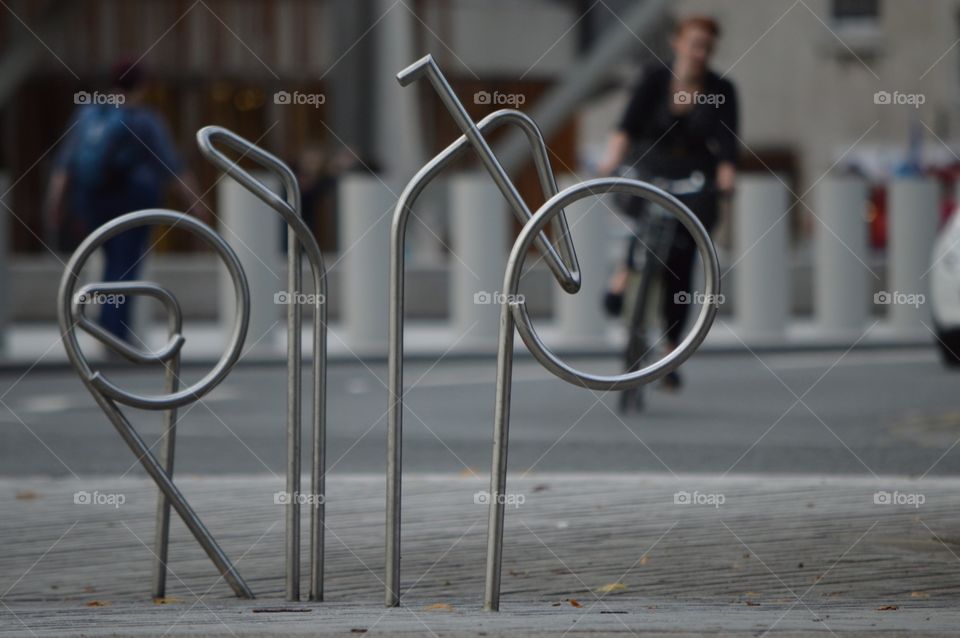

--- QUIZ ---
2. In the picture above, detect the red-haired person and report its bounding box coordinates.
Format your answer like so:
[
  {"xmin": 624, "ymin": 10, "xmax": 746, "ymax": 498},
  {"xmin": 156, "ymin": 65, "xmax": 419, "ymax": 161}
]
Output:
[{"xmin": 598, "ymin": 15, "xmax": 738, "ymax": 391}]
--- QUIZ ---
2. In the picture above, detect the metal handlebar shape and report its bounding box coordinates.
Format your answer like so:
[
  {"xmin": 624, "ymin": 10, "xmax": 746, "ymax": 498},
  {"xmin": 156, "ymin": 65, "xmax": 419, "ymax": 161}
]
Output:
[
  {"xmin": 58, "ymin": 210, "xmax": 254, "ymax": 599},
  {"xmin": 386, "ymin": 54, "xmax": 584, "ymax": 607},
  {"xmin": 483, "ymin": 179, "xmax": 721, "ymax": 610},
  {"xmin": 196, "ymin": 126, "xmax": 329, "ymax": 602}
]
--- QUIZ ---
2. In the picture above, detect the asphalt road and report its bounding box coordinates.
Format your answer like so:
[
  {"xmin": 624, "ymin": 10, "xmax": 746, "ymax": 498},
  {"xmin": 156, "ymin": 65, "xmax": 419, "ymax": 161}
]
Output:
[{"xmin": 1, "ymin": 347, "xmax": 958, "ymax": 478}]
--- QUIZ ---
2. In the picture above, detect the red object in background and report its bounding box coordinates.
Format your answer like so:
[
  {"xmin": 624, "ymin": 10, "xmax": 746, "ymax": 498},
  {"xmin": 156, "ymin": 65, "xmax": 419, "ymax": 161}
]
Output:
[
  {"xmin": 868, "ymin": 184, "xmax": 887, "ymax": 249},
  {"xmin": 867, "ymin": 168, "xmax": 959, "ymax": 250}
]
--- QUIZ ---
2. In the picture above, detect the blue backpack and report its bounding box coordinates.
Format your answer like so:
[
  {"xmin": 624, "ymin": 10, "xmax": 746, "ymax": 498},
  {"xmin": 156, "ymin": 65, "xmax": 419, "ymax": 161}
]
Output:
[{"xmin": 68, "ymin": 105, "xmax": 137, "ymax": 193}]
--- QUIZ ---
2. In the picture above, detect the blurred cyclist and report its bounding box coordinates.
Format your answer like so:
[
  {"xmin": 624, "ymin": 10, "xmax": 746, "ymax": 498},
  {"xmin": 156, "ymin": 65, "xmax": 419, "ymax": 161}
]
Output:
[
  {"xmin": 47, "ymin": 61, "xmax": 207, "ymax": 343},
  {"xmin": 597, "ymin": 14, "xmax": 739, "ymax": 390}
]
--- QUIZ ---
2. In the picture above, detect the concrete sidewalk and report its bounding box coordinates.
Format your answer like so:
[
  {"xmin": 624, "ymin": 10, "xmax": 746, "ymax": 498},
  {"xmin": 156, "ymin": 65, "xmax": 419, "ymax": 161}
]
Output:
[{"xmin": 2, "ymin": 473, "xmax": 958, "ymax": 636}]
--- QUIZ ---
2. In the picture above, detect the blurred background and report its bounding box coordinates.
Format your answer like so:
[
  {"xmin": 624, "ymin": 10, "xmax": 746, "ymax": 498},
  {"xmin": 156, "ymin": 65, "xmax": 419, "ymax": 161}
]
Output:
[{"xmin": 0, "ymin": 0, "xmax": 957, "ymax": 362}]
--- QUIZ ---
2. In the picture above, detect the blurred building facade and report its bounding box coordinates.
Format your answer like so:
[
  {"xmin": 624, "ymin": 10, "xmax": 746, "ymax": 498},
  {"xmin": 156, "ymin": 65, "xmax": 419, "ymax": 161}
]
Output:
[{"xmin": 2, "ymin": 0, "xmax": 960, "ymax": 323}]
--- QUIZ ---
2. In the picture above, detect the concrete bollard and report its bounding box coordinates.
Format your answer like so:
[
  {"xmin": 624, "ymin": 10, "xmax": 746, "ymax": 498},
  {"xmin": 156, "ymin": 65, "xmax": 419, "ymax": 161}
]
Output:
[
  {"xmin": 814, "ymin": 176, "xmax": 869, "ymax": 337},
  {"xmin": 449, "ymin": 173, "xmax": 507, "ymax": 349},
  {"xmin": 218, "ymin": 172, "xmax": 283, "ymax": 354},
  {"xmin": 888, "ymin": 177, "xmax": 939, "ymax": 332},
  {"xmin": 554, "ymin": 175, "xmax": 609, "ymax": 349},
  {"xmin": 733, "ymin": 175, "xmax": 790, "ymax": 342},
  {"xmin": 339, "ymin": 174, "xmax": 395, "ymax": 356}
]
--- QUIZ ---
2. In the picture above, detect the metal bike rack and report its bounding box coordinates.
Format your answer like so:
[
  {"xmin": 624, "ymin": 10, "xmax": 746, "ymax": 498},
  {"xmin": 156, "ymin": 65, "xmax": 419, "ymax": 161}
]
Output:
[
  {"xmin": 60, "ymin": 128, "xmax": 329, "ymax": 601},
  {"xmin": 58, "ymin": 210, "xmax": 254, "ymax": 599},
  {"xmin": 196, "ymin": 126, "xmax": 329, "ymax": 602},
  {"xmin": 484, "ymin": 180, "xmax": 721, "ymax": 610},
  {"xmin": 385, "ymin": 54, "xmax": 583, "ymax": 607}
]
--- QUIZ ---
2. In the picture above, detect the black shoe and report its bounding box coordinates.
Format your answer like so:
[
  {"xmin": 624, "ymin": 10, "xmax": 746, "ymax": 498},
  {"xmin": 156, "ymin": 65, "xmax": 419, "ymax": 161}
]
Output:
[
  {"xmin": 661, "ymin": 370, "xmax": 682, "ymax": 392},
  {"xmin": 603, "ymin": 291, "xmax": 624, "ymax": 317}
]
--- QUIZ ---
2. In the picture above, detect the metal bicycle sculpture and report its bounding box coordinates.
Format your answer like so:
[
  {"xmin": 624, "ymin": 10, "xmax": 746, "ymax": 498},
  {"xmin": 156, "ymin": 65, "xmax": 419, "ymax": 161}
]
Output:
[
  {"xmin": 59, "ymin": 53, "xmax": 719, "ymax": 611},
  {"xmin": 386, "ymin": 55, "xmax": 721, "ymax": 611},
  {"xmin": 58, "ymin": 127, "xmax": 329, "ymax": 602}
]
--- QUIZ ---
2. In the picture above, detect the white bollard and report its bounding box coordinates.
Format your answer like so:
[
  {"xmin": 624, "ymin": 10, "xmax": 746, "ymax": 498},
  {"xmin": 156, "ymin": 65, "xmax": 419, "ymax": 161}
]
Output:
[
  {"xmin": 339, "ymin": 174, "xmax": 395, "ymax": 356},
  {"xmin": 0, "ymin": 172, "xmax": 8, "ymax": 356},
  {"xmin": 733, "ymin": 175, "xmax": 790, "ymax": 342},
  {"xmin": 888, "ymin": 177, "xmax": 939, "ymax": 332},
  {"xmin": 449, "ymin": 173, "xmax": 507, "ymax": 349},
  {"xmin": 555, "ymin": 175, "xmax": 609, "ymax": 349},
  {"xmin": 814, "ymin": 176, "xmax": 869, "ymax": 337},
  {"xmin": 218, "ymin": 172, "xmax": 283, "ymax": 355}
]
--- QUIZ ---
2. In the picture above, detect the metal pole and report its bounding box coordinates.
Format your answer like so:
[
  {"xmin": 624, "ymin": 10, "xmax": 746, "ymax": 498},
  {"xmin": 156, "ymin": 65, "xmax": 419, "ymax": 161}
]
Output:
[
  {"xmin": 386, "ymin": 57, "xmax": 582, "ymax": 607},
  {"xmin": 151, "ymin": 352, "xmax": 180, "ymax": 600},
  {"xmin": 197, "ymin": 126, "xmax": 328, "ymax": 602},
  {"xmin": 485, "ymin": 179, "xmax": 720, "ymax": 611}
]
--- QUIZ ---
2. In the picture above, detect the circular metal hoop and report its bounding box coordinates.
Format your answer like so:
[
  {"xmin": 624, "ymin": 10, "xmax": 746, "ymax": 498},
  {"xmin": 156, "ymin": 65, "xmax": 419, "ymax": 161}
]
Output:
[
  {"xmin": 506, "ymin": 177, "xmax": 721, "ymax": 391},
  {"xmin": 57, "ymin": 210, "xmax": 251, "ymax": 410}
]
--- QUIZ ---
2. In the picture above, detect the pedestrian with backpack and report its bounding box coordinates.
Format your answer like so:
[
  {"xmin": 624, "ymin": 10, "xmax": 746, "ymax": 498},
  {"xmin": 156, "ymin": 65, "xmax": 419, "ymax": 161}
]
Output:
[{"xmin": 46, "ymin": 61, "xmax": 207, "ymax": 343}]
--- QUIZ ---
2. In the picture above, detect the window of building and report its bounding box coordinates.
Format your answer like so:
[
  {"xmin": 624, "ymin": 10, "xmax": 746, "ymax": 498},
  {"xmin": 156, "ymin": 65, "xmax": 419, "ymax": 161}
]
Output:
[{"xmin": 832, "ymin": 0, "xmax": 880, "ymax": 22}]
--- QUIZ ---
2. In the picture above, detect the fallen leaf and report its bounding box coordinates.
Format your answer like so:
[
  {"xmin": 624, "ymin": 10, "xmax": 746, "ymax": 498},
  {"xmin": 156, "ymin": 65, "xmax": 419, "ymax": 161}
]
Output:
[
  {"xmin": 15, "ymin": 491, "xmax": 38, "ymax": 500},
  {"xmin": 532, "ymin": 484, "xmax": 549, "ymax": 493},
  {"xmin": 424, "ymin": 603, "xmax": 452, "ymax": 612},
  {"xmin": 745, "ymin": 600, "xmax": 760, "ymax": 606},
  {"xmin": 910, "ymin": 592, "xmax": 929, "ymax": 599},
  {"xmin": 153, "ymin": 597, "xmax": 183, "ymax": 605},
  {"xmin": 596, "ymin": 583, "xmax": 627, "ymax": 594},
  {"xmin": 458, "ymin": 468, "xmax": 475, "ymax": 478},
  {"xmin": 876, "ymin": 605, "xmax": 899, "ymax": 611},
  {"xmin": 744, "ymin": 592, "xmax": 762, "ymax": 597},
  {"xmin": 568, "ymin": 599, "xmax": 582, "ymax": 608},
  {"xmin": 85, "ymin": 600, "xmax": 110, "ymax": 607},
  {"xmin": 551, "ymin": 602, "xmax": 561, "ymax": 607},
  {"xmin": 350, "ymin": 629, "xmax": 367, "ymax": 634},
  {"xmin": 638, "ymin": 556, "xmax": 649, "ymax": 566}
]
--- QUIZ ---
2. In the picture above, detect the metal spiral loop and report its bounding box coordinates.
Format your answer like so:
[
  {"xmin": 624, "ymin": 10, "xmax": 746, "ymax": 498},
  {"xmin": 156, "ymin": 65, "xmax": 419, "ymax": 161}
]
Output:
[
  {"xmin": 58, "ymin": 209, "xmax": 253, "ymax": 599},
  {"xmin": 483, "ymin": 177, "xmax": 721, "ymax": 610}
]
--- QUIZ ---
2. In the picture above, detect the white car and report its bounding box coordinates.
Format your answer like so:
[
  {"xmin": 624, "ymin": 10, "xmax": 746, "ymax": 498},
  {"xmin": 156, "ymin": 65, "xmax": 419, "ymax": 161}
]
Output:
[{"xmin": 931, "ymin": 210, "xmax": 960, "ymax": 367}]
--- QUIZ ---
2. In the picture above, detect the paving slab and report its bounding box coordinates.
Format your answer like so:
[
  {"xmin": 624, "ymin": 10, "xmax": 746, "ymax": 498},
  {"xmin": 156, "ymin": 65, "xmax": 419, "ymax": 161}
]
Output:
[{"xmin": 1, "ymin": 474, "xmax": 958, "ymax": 636}]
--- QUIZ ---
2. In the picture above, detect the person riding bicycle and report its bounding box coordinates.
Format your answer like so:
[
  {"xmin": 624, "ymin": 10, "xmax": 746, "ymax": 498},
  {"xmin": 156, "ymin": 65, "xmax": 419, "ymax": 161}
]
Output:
[{"xmin": 598, "ymin": 14, "xmax": 739, "ymax": 391}]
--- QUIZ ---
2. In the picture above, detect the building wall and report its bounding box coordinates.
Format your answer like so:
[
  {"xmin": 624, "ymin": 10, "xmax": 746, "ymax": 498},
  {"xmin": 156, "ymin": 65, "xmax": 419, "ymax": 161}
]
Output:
[{"xmin": 675, "ymin": 0, "xmax": 960, "ymax": 190}]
